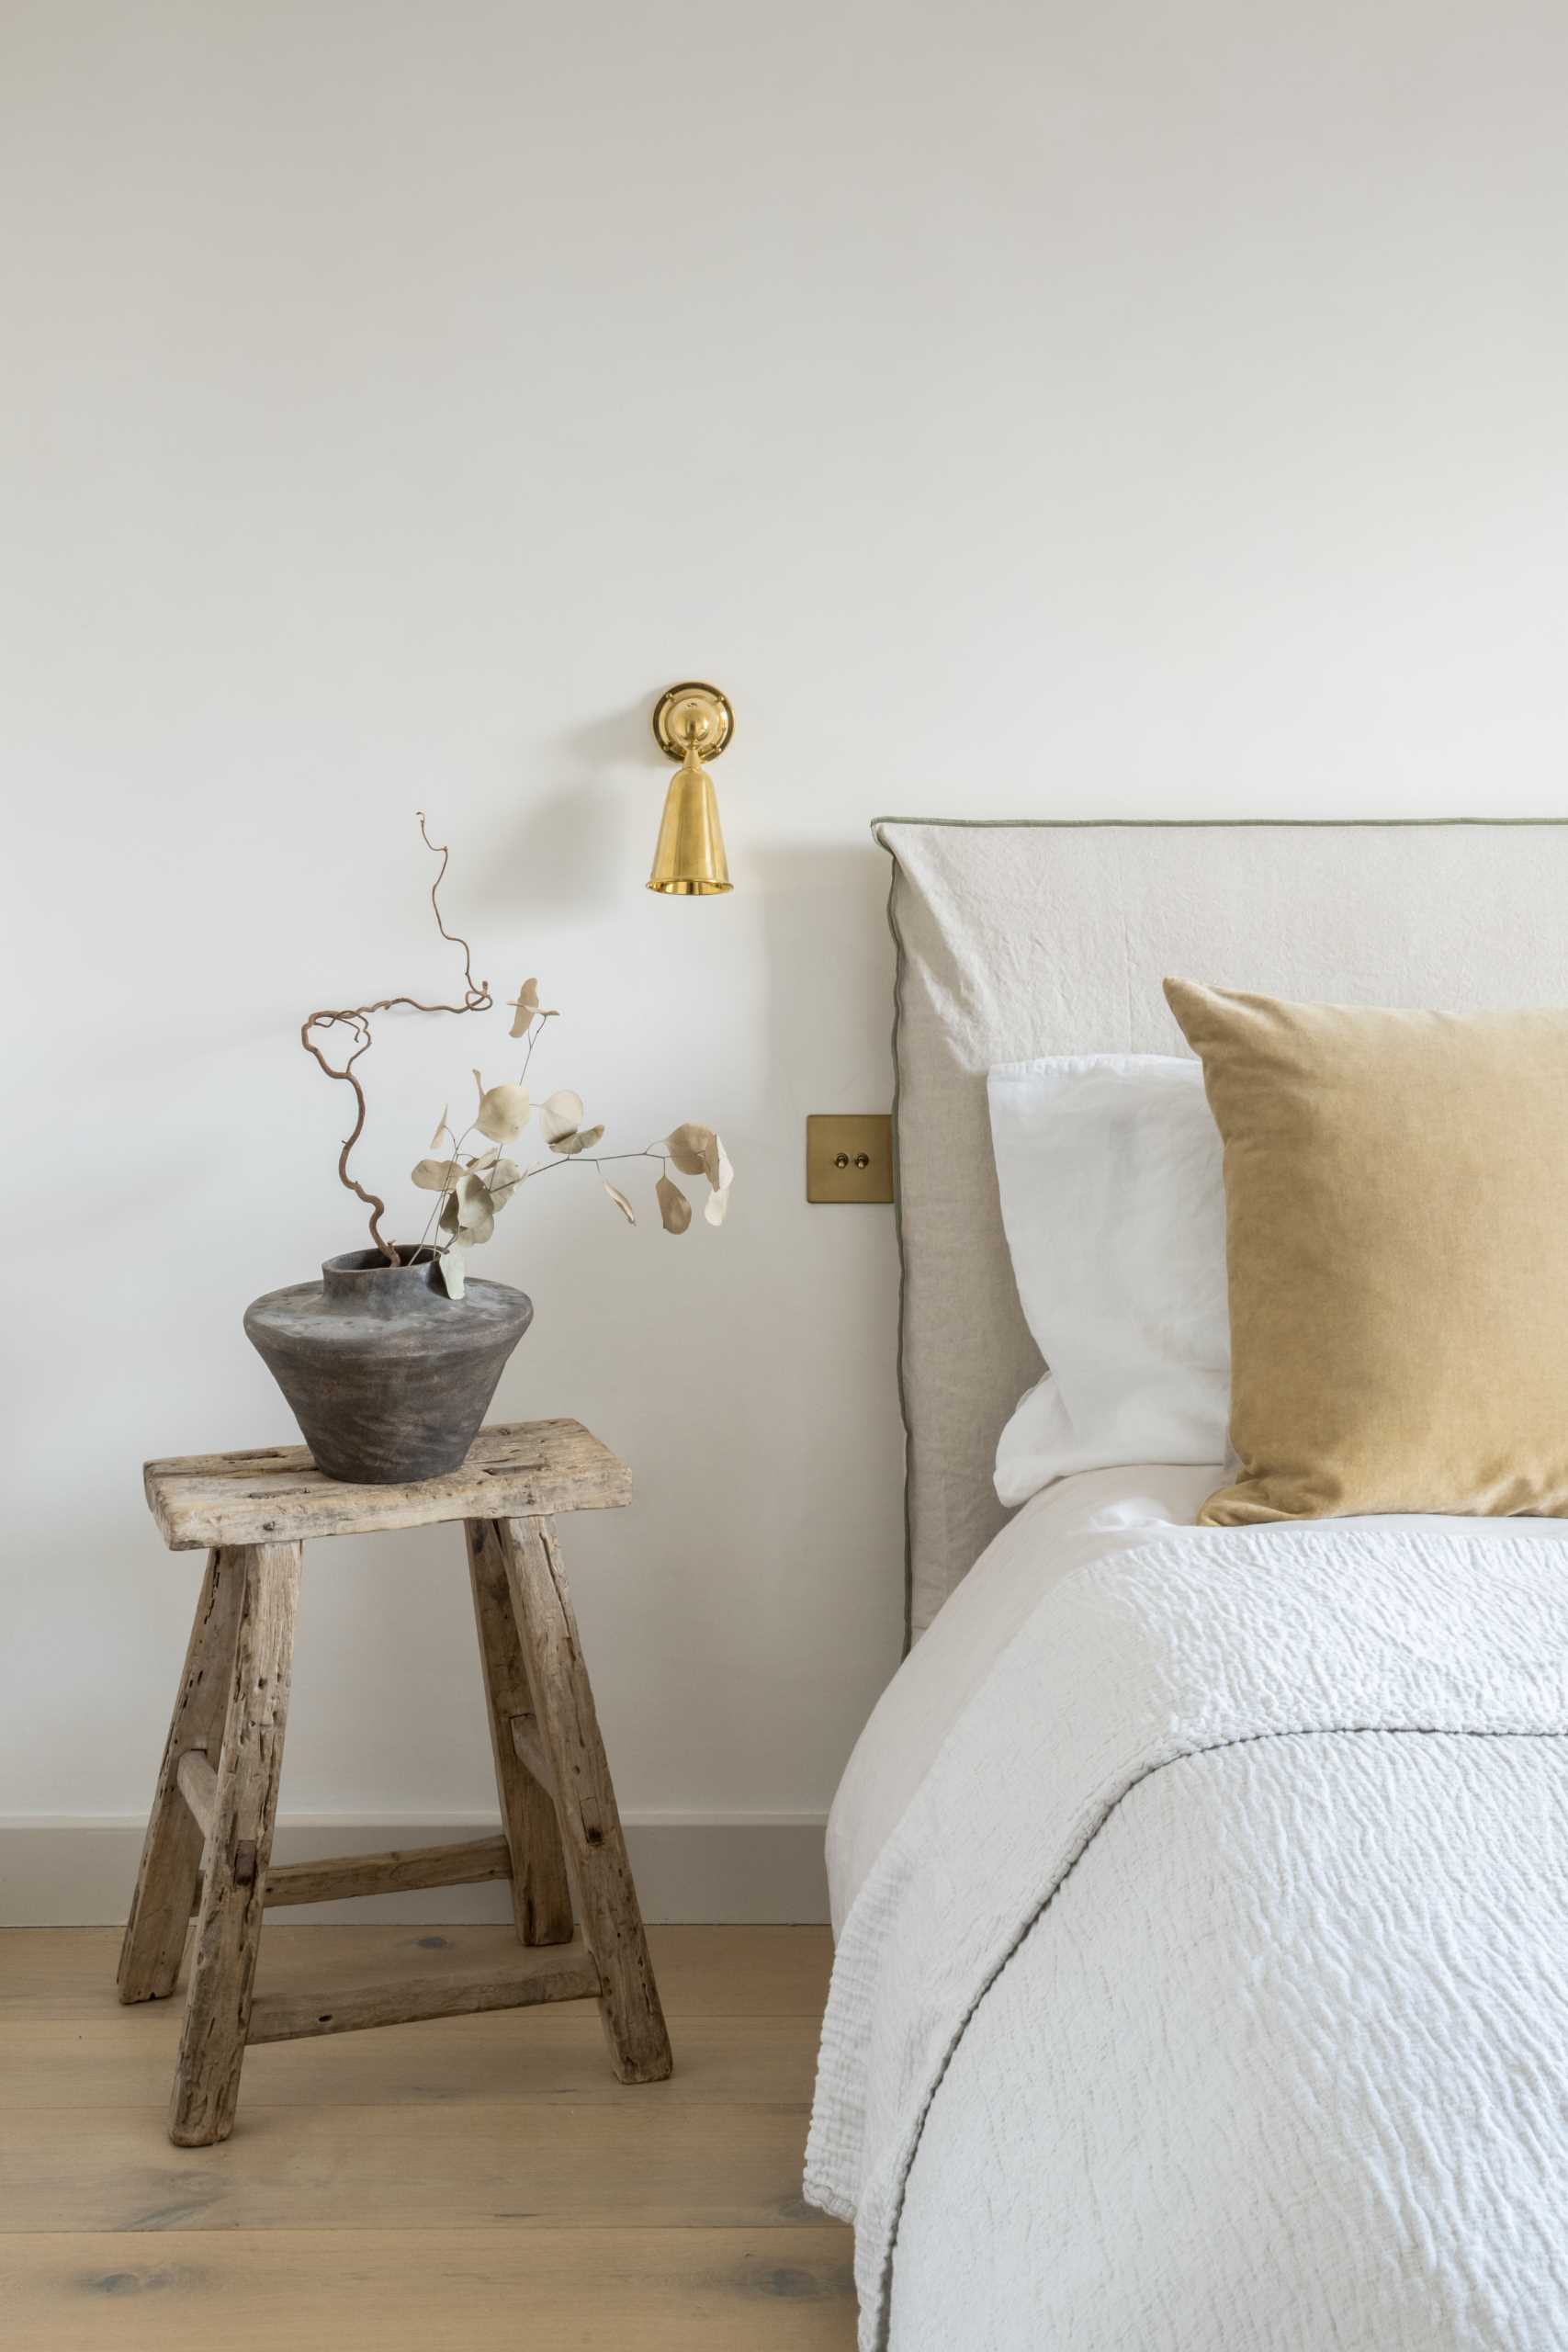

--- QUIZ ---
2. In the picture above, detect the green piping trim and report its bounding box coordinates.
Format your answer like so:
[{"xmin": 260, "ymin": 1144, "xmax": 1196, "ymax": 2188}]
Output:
[
  {"xmin": 873, "ymin": 814, "xmax": 1568, "ymax": 835},
  {"xmin": 882, "ymin": 854, "xmax": 914, "ymax": 1658}
]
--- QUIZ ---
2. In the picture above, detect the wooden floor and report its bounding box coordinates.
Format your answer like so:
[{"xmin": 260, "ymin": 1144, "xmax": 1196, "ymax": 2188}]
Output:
[{"xmin": 0, "ymin": 1923, "xmax": 856, "ymax": 2350}]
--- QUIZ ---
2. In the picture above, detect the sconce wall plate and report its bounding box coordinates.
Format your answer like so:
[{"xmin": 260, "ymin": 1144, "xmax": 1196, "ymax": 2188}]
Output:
[
  {"xmin": 652, "ymin": 683, "xmax": 734, "ymax": 764},
  {"xmin": 649, "ymin": 681, "xmax": 735, "ymax": 896}
]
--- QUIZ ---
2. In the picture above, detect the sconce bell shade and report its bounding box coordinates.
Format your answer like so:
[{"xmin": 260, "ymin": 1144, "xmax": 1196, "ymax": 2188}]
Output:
[
  {"xmin": 648, "ymin": 682, "xmax": 734, "ymax": 896},
  {"xmin": 648, "ymin": 746, "xmax": 732, "ymax": 895}
]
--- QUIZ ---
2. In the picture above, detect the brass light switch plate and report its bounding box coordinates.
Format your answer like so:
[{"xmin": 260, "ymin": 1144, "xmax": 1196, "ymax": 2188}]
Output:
[{"xmin": 807, "ymin": 1114, "xmax": 895, "ymax": 1204}]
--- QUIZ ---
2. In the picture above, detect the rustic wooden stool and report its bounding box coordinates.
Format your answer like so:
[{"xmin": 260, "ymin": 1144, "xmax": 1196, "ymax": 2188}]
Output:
[{"xmin": 118, "ymin": 1419, "xmax": 671, "ymax": 2145}]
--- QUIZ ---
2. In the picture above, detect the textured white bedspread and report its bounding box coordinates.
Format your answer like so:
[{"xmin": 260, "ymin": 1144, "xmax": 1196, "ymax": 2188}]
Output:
[
  {"xmin": 806, "ymin": 1515, "xmax": 1568, "ymax": 2350},
  {"xmin": 827, "ymin": 1465, "xmax": 1224, "ymax": 1931}
]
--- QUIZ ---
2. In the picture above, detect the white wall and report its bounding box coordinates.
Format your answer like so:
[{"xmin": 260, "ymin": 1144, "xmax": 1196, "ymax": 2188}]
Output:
[{"xmin": 4, "ymin": 0, "xmax": 1566, "ymax": 1916}]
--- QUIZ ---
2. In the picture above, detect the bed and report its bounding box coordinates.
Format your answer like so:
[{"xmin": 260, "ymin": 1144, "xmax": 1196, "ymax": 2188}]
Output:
[{"xmin": 807, "ymin": 819, "xmax": 1568, "ymax": 2352}]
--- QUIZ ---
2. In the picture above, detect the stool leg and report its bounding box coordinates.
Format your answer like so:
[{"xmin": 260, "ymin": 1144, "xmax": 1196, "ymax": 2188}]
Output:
[
  {"xmin": 169, "ymin": 1540, "xmax": 301, "ymax": 2146},
  {"xmin": 499, "ymin": 1514, "xmax": 672, "ymax": 2085},
  {"xmin": 465, "ymin": 1520, "xmax": 574, "ymax": 1946},
  {"xmin": 118, "ymin": 1548, "xmax": 247, "ymax": 2004}
]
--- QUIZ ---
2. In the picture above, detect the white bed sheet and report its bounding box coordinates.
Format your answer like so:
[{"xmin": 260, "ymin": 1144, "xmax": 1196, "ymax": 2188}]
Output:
[{"xmin": 826, "ymin": 1462, "xmax": 1220, "ymax": 1932}]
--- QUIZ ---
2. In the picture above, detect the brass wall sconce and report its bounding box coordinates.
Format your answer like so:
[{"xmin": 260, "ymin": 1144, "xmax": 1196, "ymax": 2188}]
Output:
[{"xmin": 649, "ymin": 682, "xmax": 734, "ymax": 896}]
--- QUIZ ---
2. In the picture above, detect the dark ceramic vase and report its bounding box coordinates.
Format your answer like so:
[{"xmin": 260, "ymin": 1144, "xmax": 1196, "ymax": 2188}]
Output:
[{"xmin": 244, "ymin": 1248, "xmax": 534, "ymax": 1484}]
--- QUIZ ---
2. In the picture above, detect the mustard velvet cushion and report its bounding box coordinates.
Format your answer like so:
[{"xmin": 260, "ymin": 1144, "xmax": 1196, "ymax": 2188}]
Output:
[{"xmin": 1163, "ymin": 978, "xmax": 1568, "ymax": 1527}]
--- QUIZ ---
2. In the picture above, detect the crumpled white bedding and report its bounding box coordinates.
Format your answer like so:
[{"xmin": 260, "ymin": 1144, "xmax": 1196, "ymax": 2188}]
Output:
[
  {"xmin": 807, "ymin": 1505, "xmax": 1568, "ymax": 2350},
  {"xmin": 827, "ymin": 1464, "xmax": 1223, "ymax": 1932}
]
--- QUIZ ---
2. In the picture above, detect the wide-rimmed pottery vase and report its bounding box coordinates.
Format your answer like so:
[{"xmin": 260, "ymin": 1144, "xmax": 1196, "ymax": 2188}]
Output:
[{"xmin": 244, "ymin": 1247, "xmax": 533, "ymax": 1484}]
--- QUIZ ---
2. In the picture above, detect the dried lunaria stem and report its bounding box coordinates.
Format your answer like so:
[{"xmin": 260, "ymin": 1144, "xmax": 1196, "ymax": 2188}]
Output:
[
  {"xmin": 300, "ymin": 814, "xmax": 492, "ymax": 1262},
  {"xmin": 413, "ymin": 1005, "xmax": 733, "ymax": 1299},
  {"xmin": 417, "ymin": 1015, "xmax": 733, "ymax": 1297},
  {"xmin": 300, "ymin": 816, "xmax": 733, "ymax": 1292}
]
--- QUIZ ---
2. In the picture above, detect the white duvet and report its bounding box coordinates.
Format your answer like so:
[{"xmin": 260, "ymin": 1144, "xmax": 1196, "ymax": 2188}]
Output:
[{"xmin": 807, "ymin": 1476, "xmax": 1568, "ymax": 2350}]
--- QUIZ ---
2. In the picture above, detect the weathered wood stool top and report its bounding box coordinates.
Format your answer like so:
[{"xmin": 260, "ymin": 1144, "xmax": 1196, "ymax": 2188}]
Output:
[
  {"xmin": 121, "ymin": 1420, "xmax": 671, "ymax": 2145},
  {"xmin": 144, "ymin": 1418, "xmax": 630, "ymax": 1549}
]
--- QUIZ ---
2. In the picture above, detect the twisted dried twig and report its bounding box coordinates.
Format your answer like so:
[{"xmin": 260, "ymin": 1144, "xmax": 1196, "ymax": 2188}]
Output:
[{"xmin": 300, "ymin": 814, "xmax": 492, "ymax": 1262}]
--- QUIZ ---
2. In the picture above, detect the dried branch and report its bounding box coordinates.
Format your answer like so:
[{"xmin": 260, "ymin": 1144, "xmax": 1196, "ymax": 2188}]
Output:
[
  {"xmin": 300, "ymin": 815, "xmax": 493, "ymax": 1261},
  {"xmin": 418, "ymin": 809, "xmax": 486, "ymax": 1003}
]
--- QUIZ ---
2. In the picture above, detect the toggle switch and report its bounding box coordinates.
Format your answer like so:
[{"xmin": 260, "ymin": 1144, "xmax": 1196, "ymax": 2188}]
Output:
[{"xmin": 807, "ymin": 1114, "xmax": 895, "ymax": 1204}]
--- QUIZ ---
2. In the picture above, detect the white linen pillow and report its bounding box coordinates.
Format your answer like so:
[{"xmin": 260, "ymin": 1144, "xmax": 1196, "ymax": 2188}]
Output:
[{"xmin": 988, "ymin": 1055, "xmax": 1229, "ymax": 1505}]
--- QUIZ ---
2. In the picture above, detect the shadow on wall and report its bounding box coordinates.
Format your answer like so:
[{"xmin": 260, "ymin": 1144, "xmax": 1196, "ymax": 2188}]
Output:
[
  {"xmin": 472, "ymin": 698, "xmax": 658, "ymax": 922},
  {"xmin": 754, "ymin": 833, "xmax": 897, "ymax": 1106},
  {"xmin": 749, "ymin": 830, "xmax": 908, "ymax": 1656}
]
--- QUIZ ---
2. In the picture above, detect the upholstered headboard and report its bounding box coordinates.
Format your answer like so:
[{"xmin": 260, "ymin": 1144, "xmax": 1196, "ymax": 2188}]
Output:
[{"xmin": 877, "ymin": 818, "xmax": 1568, "ymax": 1641}]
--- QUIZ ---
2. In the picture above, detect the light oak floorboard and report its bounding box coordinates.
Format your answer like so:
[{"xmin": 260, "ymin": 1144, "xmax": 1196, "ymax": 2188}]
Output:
[
  {"xmin": 0, "ymin": 2103, "xmax": 819, "ymax": 2232},
  {"xmin": 0, "ymin": 1926, "xmax": 852, "ymax": 2350},
  {"xmin": 6, "ymin": 2229, "xmax": 856, "ymax": 2351}
]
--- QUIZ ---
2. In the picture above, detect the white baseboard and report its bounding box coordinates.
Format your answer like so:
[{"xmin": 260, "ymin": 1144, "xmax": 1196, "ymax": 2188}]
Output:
[{"xmin": 0, "ymin": 1813, "xmax": 829, "ymax": 1928}]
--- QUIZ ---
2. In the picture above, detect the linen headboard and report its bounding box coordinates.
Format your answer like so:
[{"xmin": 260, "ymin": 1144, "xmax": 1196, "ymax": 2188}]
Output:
[{"xmin": 877, "ymin": 817, "xmax": 1568, "ymax": 1642}]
